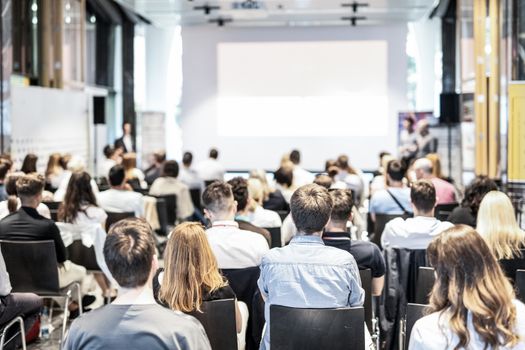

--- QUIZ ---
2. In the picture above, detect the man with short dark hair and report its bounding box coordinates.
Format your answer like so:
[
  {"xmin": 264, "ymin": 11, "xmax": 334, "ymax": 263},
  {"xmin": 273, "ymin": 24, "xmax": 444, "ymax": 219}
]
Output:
[
  {"xmin": 289, "ymin": 149, "xmax": 314, "ymax": 187},
  {"xmin": 63, "ymin": 218, "xmax": 211, "ymax": 350},
  {"xmin": 196, "ymin": 148, "xmax": 225, "ymax": 182},
  {"xmin": 258, "ymin": 184, "xmax": 364, "ymax": 350},
  {"xmin": 149, "ymin": 160, "xmax": 195, "ymax": 221},
  {"xmin": 203, "ymin": 181, "xmax": 269, "ymax": 269},
  {"xmin": 369, "ymin": 159, "xmax": 412, "ymax": 220},
  {"xmin": 98, "ymin": 145, "xmax": 118, "ymax": 179},
  {"xmin": 97, "ymin": 165, "xmax": 144, "ymax": 217},
  {"xmin": 323, "ymin": 189, "xmax": 386, "ymax": 295},
  {"xmin": 179, "ymin": 151, "xmax": 202, "ymax": 190},
  {"xmin": 144, "ymin": 150, "xmax": 167, "ymax": 186},
  {"xmin": 381, "ymin": 180, "xmax": 453, "ymax": 249},
  {"xmin": 227, "ymin": 177, "xmax": 271, "ymax": 246}
]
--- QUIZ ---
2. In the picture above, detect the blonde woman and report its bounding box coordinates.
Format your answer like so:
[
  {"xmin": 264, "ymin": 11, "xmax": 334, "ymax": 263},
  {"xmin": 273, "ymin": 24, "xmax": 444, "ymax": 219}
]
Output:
[
  {"xmin": 45, "ymin": 153, "xmax": 63, "ymax": 189},
  {"xmin": 409, "ymin": 225, "xmax": 525, "ymax": 349},
  {"xmin": 477, "ymin": 191, "xmax": 525, "ymax": 280},
  {"xmin": 122, "ymin": 153, "xmax": 146, "ymax": 189},
  {"xmin": 250, "ymin": 169, "xmax": 288, "ymax": 211},
  {"xmin": 153, "ymin": 222, "xmax": 248, "ymax": 349},
  {"xmin": 247, "ymin": 178, "xmax": 282, "ymax": 228}
]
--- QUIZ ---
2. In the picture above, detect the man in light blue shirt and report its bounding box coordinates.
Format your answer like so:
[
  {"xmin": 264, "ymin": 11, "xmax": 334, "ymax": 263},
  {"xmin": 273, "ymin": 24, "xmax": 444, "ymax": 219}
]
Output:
[{"xmin": 257, "ymin": 184, "xmax": 364, "ymax": 350}]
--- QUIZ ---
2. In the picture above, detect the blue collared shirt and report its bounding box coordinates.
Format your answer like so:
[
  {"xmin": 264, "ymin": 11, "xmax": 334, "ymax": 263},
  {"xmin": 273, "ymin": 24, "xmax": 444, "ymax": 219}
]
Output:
[{"xmin": 257, "ymin": 234, "xmax": 364, "ymax": 350}]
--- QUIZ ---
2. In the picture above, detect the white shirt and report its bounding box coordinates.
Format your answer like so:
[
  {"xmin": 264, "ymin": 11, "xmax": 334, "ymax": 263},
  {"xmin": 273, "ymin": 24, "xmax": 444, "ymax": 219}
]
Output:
[
  {"xmin": 179, "ymin": 166, "xmax": 203, "ymax": 190},
  {"xmin": 381, "ymin": 216, "xmax": 454, "ymax": 250},
  {"xmin": 195, "ymin": 158, "xmax": 225, "ymax": 182},
  {"xmin": 54, "ymin": 171, "xmax": 100, "ymax": 202},
  {"xmin": 123, "ymin": 134, "xmax": 133, "ymax": 153},
  {"xmin": 249, "ymin": 205, "xmax": 282, "ymax": 228},
  {"xmin": 149, "ymin": 177, "xmax": 195, "ymax": 220},
  {"xmin": 409, "ymin": 300, "xmax": 525, "ymax": 350},
  {"xmin": 0, "ymin": 200, "xmax": 51, "ymax": 220},
  {"xmin": 73, "ymin": 205, "xmax": 108, "ymax": 227},
  {"xmin": 98, "ymin": 158, "xmax": 116, "ymax": 178},
  {"xmin": 292, "ymin": 166, "xmax": 315, "ymax": 187},
  {"xmin": 206, "ymin": 220, "xmax": 269, "ymax": 269},
  {"xmin": 97, "ymin": 189, "xmax": 144, "ymax": 217}
]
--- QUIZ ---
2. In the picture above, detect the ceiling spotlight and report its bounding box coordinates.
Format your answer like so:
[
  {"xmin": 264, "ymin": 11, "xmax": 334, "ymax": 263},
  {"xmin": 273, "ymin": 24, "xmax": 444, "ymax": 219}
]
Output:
[
  {"xmin": 194, "ymin": 4, "xmax": 221, "ymax": 15},
  {"xmin": 208, "ymin": 17, "xmax": 233, "ymax": 26},
  {"xmin": 341, "ymin": 2, "xmax": 369, "ymax": 13},
  {"xmin": 341, "ymin": 16, "xmax": 366, "ymax": 26}
]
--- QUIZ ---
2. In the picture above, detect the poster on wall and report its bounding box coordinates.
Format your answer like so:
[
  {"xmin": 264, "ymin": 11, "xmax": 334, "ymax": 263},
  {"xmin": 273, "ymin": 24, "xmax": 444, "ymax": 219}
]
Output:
[{"xmin": 139, "ymin": 111, "xmax": 166, "ymax": 169}]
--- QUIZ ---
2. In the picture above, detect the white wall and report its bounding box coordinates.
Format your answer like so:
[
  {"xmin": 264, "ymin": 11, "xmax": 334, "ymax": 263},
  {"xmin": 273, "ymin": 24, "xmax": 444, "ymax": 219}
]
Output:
[{"xmin": 181, "ymin": 25, "xmax": 408, "ymax": 171}]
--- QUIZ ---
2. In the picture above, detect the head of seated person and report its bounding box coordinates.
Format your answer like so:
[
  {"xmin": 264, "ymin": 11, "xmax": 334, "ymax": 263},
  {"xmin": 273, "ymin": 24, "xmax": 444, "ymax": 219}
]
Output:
[
  {"xmin": 104, "ymin": 217, "xmax": 157, "ymax": 290},
  {"xmin": 16, "ymin": 173, "xmax": 45, "ymax": 209},
  {"xmin": 21, "ymin": 153, "xmax": 38, "ymax": 174},
  {"xmin": 122, "ymin": 153, "xmax": 138, "ymax": 179},
  {"xmin": 161, "ymin": 160, "xmax": 179, "ymax": 179},
  {"xmin": 274, "ymin": 166, "xmax": 293, "ymax": 189},
  {"xmin": 158, "ymin": 222, "xmax": 227, "ymax": 312},
  {"xmin": 108, "ymin": 165, "xmax": 127, "ymax": 189},
  {"xmin": 386, "ymin": 159, "xmax": 406, "ymax": 187},
  {"xmin": 314, "ymin": 174, "xmax": 333, "ymax": 189},
  {"xmin": 289, "ymin": 149, "xmax": 301, "ymax": 166},
  {"xmin": 228, "ymin": 177, "xmax": 249, "ymax": 215},
  {"xmin": 58, "ymin": 171, "xmax": 97, "ymax": 223},
  {"xmin": 291, "ymin": 184, "xmax": 332, "ymax": 236},
  {"xmin": 410, "ymin": 180, "xmax": 436, "ymax": 217},
  {"xmin": 417, "ymin": 225, "xmax": 522, "ymax": 349},
  {"xmin": 153, "ymin": 151, "xmax": 166, "ymax": 167},
  {"xmin": 247, "ymin": 178, "xmax": 265, "ymax": 209},
  {"xmin": 182, "ymin": 152, "xmax": 193, "ymax": 168},
  {"xmin": 413, "ymin": 157, "xmax": 434, "ymax": 180},
  {"xmin": 202, "ymin": 181, "xmax": 236, "ymax": 222},
  {"xmin": 209, "ymin": 148, "xmax": 219, "ymax": 160},
  {"xmin": 461, "ymin": 176, "xmax": 497, "ymax": 214},
  {"xmin": 0, "ymin": 160, "xmax": 10, "ymax": 185},
  {"xmin": 326, "ymin": 189, "xmax": 353, "ymax": 231}
]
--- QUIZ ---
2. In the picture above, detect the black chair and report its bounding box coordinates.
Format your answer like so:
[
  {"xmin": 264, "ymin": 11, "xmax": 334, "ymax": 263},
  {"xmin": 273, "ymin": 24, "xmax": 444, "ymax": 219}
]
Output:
[
  {"xmin": 42, "ymin": 201, "xmax": 61, "ymax": 211},
  {"xmin": 276, "ymin": 210, "xmax": 289, "ymax": 223},
  {"xmin": 188, "ymin": 299, "xmax": 237, "ymax": 350},
  {"xmin": 157, "ymin": 195, "xmax": 177, "ymax": 226},
  {"xmin": 270, "ymin": 305, "xmax": 365, "ymax": 350},
  {"xmin": 499, "ymin": 249, "xmax": 525, "ymax": 282},
  {"xmin": 189, "ymin": 188, "xmax": 202, "ymax": 210},
  {"xmin": 105, "ymin": 211, "xmax": 135, "ymax": 231},
  {"xmin": 402, "ymin": 303, "xmax": 427, "ymax": 350},
  {"xmin": 94, "ymin": 177, "xmax": 110, "ymax": 192},
  {"xmin": 67, "ymin": 240, "xmax": 100, "ymax": 271},
  {"xmin": 516, "ymin": 269, "xmax": 525, "ymax": 303},
  {"xmin": 0, "ymin": 240, "xmax": 81, "ymax": 341},
  {"xmin": 434, "ymin": 203, "xmax": 458, "ymax": 221},
  {"xmin": 264, "ymin": 227, "xmax": 282, "ymax": 248},
  {"xmin": 0, "ymin": 316, "xmax": 25, "ymax": 350},
  {"xmin": 415, "ymin": 267, "xmax": 435, "ymax": 304},
  {"xmin": 371, "ymin": 213, "xmax": 412, "ymax": 248},
  {"xmin": 359, "ymin": 269, "xmax": 373, "ymax": 333}
]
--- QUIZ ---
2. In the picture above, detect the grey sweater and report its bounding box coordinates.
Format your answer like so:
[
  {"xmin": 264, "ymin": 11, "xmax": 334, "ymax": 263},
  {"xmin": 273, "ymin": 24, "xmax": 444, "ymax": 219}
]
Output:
[{"xmin": 0, "ymin": 250, "xmax": 11, "ymax": 296}]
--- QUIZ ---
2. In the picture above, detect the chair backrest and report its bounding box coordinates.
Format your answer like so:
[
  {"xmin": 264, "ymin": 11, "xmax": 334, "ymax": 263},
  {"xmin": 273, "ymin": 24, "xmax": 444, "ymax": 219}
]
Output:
[
  {"xmin": 499, "ymin": 249, "xmax": 525, "ymax": 282},
  {"xmin": 189, "ymin": 188, "xmax": 202, "ymax": 210},
  {"xmin": 270, "ymin": 305, "xmax": 365, "ymax": 350},
  {"xmin": 404, "ymin": 303, "xmax": 427, "ymax": 350},
  {"xmin": 372, "ymin": 213, "xmax": 412, "ymax": 248},
  {"xmin": 415, "ymin": 267, "xmax": 435, "ymax": 304},
  {"xmin": 67, "ymin": 240, "xmax": 100, "ymax": 271},
  {"xmin": 188, "ymin": 299, "xmax": 237, "ymax": 350},
  {"xmin": 158, "ymin": 194, "xmax": 177, "ymax": 225},
  {"xmin": 154, "ymin": 197, "xmax": 168, "ymax": 236},
  {"xmin": 359, "ymin": 269, "xmax": 373, "ymax": 333},
  {"xmin": 0, "ymin": 240, "xmax": 60, "ymax": 295},
  {"xmin": 105, "ymin": 211, "xmax": 135, "ymax": 231},
  {"xmin": 276, "ymin": 210, "xmax": 289, "ymax": 223},
  {"xmin": 264, "ymin": 227, "xmax": 282, "ymax": 248},
  {"xmin": 42, "ymin": 201, "xmax": 61, "ymax": 211},
  {"xmin": 516, "ymin": 270, "xmax": 525, "ymax": 303},
  {"xmin": 434, "ymin": 203, "xmax": 458, "ymax": 221}
]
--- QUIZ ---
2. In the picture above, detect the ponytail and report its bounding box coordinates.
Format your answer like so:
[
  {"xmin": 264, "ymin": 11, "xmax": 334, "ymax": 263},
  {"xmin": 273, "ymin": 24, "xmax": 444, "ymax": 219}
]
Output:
[{"xmin": 7, "ymin": 195, "xmax": 18, "ymax": 213}]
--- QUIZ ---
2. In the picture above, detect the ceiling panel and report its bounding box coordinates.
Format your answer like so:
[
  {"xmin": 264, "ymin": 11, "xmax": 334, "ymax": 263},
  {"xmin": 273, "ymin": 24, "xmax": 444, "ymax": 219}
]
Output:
[{"xmin": 116, "ymin": 0, "xmax": 439, "ymax": 27}]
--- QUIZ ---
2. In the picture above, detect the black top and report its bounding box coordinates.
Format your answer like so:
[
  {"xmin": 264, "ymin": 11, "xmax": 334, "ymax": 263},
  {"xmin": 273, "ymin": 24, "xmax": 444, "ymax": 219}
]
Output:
[
  {"xmin": 263, "ymin": 190, "xmax": 289, "ymax": 212},
  {"xmin": 0, "ymin": 206, "xmax": 66, "ymax": 263},
  {"xmin": 500, "ymin": 250, "xmax": 525, "ymax": 282},
  {"xmin": 323, "ymin": 231, "xmax": 386, "ymax": 278},
  {"xmin": 153, "ymin": 268, "xmax": 236, "ymax": 308},
  {"xmin": 447, "ymin": 206, "xmax": 476, "ymax": 227}
]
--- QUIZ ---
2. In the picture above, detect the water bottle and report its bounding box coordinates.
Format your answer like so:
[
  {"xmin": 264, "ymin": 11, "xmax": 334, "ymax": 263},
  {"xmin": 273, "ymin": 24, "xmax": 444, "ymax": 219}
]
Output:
[{"xmin": 40, "ymin": 306, "xmax": 51, "ymax": 339}]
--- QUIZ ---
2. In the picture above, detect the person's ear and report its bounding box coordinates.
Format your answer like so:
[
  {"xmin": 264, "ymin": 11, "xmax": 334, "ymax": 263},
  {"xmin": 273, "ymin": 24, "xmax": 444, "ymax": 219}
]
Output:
[
  {"xmin": 204, "ymin": 208, "xmax": 212, "ymax": 221},
  {"xmin": 233, "ymin": 200, "xmax": 238, "ymax": 213},
  {"xmin": 151, "ymin": 254, "xmax": 159, "ymax": 272}
]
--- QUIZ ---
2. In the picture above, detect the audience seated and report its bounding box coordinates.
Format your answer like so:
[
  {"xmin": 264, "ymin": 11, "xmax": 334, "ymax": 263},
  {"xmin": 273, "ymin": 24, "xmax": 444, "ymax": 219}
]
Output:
[
  {"xmin": 0, "ymin": 174, "xmax": 87, "ymax": 289},
  {"xmin": 413, "ymin": 158, "xmax": 456, "ymax": 205},
  {"xmin": 97, "ymin": 165, "xmax": 144, "ymax": 217},
  {"xmin": 0, "ymin": 173, "xmax": 50, "ymax": 220},
  {"xmin": 196, "ymin": 148, "xmax": 225, "ymax": 182},
  {"xmin": 0, "ymin": 160, "xmax": 10, "ymax": 201},
  {"xmin": 257, "ymin": 184, "xmax": 364, "ymax": 350},
  {"xmin": 228, "ymin": 177, "xmax": 271, "ymax": 246},
  {"xmin": 246, "ymin": 178, "xmax": 282, "ymax": 228},
  {"xmin": 372, "ymin": 151, "xmax": 392, "ymax": 177},
  {"xmin": 153, "ymin": 222, "xmax": 248, "ymax": 349},
  {"xmin": 447, "ymin": 176, "xmax": 497, "ymax": 227},
  {"xmin": 477, "ymin": 191, "xmax": 525, "ymax": 281},
  {"xmin": 20, "ymin": 153, "xmax": 37, "ymax": 174},
  {"xmin": 122, "ymin": 153, "xmax": 147, "ymax": 190},
  {"xmin": 289, "ymin": 149, "xmax": 314, "ymax": 187},
  {"xmin": 369, "ymin": 153, "xmax": 395, "ymax": 195},
  {"xmin": 323, "ymin": 189, "xmax": 385, "ymax": 296},
  {"xmin": 381, "ymin": 180, "xmax": 453, "ymax": 249},
  {"xmin": 178, "ymin": 151, "xmax": 203, "ymax": 190},
  {"xmin": 144, "ymin": 151, "xmax": 166, "ymax": 186},
  {"xmin": 409, "ymin": 225, "xmax": 525, "ymax": 349},
  {"xmin": 63, "ymin": 218, "xmax": 211, "ymax": 349},
  {"xmin": 250, "ymin": 169, "xmax": 288, "ymax": 212},
  {"xmin": 369, "ymin": 160, "xmax": 412, "ymax": 220},
  {"xmin": 45, "ymin": 153, "xmax": 63, "ymax": 190},
  {"xmin": 97, "ymin": 145, "xmax": 119, "ymax": 179},
  {"xmin": 149, "ymin": 160, "xmax": 194, "ymax": 222},
  {"xmin": 203, "ymin": 181, "xmax": 269, "ymax": 269},
  {"xmin": 336, "ymin": 154, "xmax": 365, "ymax": 200},
  {"xmin": 324, "ymin": 160, "xmax": 347, "ymax": 189},
  {"xmin": 0, "ymin": 248, "xmax": 42, "ymax": 348},
  {"xmin": 273, "ymin": 165, "xmax": 295, "ymax": 204},
  {"xmin": 54, "ymin": 156, "xmax": 99, "ymax": 202}
]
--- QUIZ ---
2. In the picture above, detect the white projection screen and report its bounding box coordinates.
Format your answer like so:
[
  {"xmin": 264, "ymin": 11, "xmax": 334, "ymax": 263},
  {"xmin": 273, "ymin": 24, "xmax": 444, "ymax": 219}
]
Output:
[
  {"xmin": 180, "ymin": 26, "xmax": 408, "ymax": 170},
  {"xmin": 217, "ymin": 41, "xmax": 388, "ymax": 138}
]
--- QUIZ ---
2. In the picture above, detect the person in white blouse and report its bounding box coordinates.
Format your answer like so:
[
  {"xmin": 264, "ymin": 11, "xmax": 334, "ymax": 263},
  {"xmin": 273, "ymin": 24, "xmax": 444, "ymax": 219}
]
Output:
[
  {"xmin": 409, "ymin": 225, "xmax": 525, "ymax": 350},
  {"xmin": 246, "ymin": 178, "xmax": 281, "ymax": 228},
  {"xmin": 195, "ymin": 148, "xmax": 225, "ymax": 183},
  {"xmin": 289, "ymin": 150, "xmax": 314, "ymax": 187}
]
